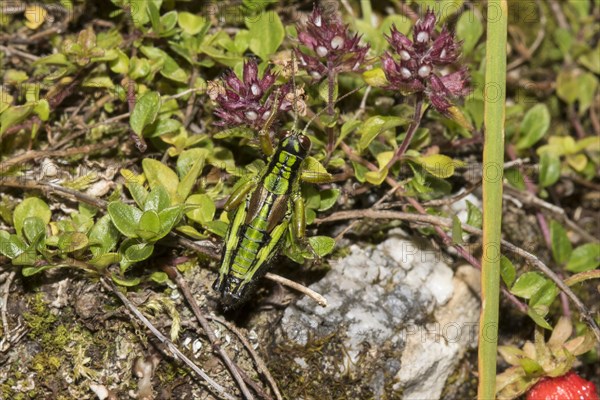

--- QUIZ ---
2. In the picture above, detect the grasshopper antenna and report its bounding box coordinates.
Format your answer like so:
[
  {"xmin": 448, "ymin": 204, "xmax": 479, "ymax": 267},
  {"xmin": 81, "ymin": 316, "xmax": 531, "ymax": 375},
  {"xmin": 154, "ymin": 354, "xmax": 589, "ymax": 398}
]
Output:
[
  {"xmin": 291, "ymin": 51, "xmax": 300, "ymax": 131},
  {"xmin": 301, "ymin": 84, "xmax": 368, "ymax": 136}
]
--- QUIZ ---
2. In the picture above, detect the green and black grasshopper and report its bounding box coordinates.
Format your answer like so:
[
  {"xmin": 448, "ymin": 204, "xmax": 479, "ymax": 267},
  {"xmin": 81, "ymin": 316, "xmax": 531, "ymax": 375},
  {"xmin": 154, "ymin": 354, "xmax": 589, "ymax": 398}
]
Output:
[{"xmin": 213, "ymin": 128, "xmax": 323, "ymax": 307}]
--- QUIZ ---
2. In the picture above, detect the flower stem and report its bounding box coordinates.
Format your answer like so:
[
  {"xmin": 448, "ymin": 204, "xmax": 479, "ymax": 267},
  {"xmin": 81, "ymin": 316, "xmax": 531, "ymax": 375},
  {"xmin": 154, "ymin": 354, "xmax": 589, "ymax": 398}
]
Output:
[
  {"xmin": 326, "ymin": 63, "xmax": 337, "ymax": 156},
  {"xmin": 385, "ymin": 95, "xmax": 424, "ymax": 170}
]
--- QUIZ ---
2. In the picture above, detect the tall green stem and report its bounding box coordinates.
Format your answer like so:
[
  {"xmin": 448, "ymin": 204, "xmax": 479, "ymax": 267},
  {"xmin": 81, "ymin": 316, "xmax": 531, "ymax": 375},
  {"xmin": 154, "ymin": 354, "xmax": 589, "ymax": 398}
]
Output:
[{"xmin": 478, "ymin": 1, "xmax": 508, "ymax": 399}]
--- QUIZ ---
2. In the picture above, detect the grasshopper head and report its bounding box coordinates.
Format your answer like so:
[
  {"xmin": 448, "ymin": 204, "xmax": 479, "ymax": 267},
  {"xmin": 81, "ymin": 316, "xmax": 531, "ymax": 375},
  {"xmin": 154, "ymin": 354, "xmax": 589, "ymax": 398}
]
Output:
[{"xmin": 279, "ymin": 129, "xmax": 311, "ymax": 159}]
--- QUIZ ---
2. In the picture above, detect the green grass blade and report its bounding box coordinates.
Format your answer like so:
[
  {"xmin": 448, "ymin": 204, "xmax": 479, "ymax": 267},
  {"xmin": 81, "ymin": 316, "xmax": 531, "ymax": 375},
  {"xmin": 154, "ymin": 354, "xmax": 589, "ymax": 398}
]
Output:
[{"xmin": 478, "ymin": 1, "xmax": 508, "ymax": 399}]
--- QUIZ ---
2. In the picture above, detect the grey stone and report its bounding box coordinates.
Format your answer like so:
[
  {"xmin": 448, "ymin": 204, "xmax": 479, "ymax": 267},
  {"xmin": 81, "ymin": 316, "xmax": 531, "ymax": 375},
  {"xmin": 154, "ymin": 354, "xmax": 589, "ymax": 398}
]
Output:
[{"xmin": 277, "ymin": 230, "xmax": 480, "ymax": 399}]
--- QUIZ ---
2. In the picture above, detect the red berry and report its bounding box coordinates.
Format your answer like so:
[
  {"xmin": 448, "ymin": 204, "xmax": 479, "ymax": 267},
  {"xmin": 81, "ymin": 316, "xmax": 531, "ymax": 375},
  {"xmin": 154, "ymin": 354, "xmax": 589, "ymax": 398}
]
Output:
[{"xmin": 527, "ymin": 371, "xmax": 599, "ymax": 400}]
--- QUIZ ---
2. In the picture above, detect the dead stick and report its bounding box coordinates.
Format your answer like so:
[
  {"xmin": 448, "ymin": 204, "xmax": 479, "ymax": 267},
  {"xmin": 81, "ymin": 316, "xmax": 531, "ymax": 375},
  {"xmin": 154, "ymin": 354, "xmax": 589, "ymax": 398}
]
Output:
[{"xmin": 101, "ymin": 278, "xmax": 237, "ymax": 400}]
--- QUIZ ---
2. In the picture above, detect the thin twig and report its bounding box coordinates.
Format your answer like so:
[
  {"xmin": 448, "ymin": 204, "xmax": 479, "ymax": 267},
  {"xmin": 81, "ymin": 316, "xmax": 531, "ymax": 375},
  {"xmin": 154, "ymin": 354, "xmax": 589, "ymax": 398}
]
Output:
[
  {"xmin": 504, "ymin": 185, "xmax": 598, "ymax": 244},
  {"xmin": 355, "ymin": 85, "xmax": 372, "ymax": 119},
  {"xmin": 208, "ymin": 315, "xmax": 283, "ymax": 400},
  {"xmin": 316, "ymin": 209, "xmax": 600, "ymax": 341},
  {"xmin": 101, "ymin": 278, "xmax": 237, "ymax": 400},
  {"xmin": 0, "ymin": 45, "xmax": 40, "ymax": 61},
  {"xmin": 0, "ymin": 138, "xmax": 119, "ymax": 173},
  {"xmin": 0, "ymin": 271, "xmax": 16, "ymax": 349},
  {"xmin": 264, "ymin": 273, "xmax": 327, "ymax": 307},
  {"xmin": 168, "ymin": 267, "xmax": 255, "ymax": 400}
]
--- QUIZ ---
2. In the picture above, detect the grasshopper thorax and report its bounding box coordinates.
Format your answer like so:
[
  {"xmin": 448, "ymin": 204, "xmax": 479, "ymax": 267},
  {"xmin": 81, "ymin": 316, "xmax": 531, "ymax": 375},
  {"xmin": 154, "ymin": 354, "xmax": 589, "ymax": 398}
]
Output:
[{"xmin": 279, "ymin": 129, "xmax": 311, "ymax": 159}]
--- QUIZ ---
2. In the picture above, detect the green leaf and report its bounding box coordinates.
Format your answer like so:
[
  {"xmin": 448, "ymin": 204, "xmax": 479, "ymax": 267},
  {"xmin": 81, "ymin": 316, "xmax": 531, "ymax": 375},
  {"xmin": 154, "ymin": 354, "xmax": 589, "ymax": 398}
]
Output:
[
  {"xmin": 13, "ymin": 198, "xmax": 51, "ymax": 237},
  {"xmin": 122, "ymin": 240, "xmax": 154, "ymax": 263},
  {"xmin": 556, "ymin": 69, "xmax": 598, "ymax": 115},
  {"xmin": 529, "ymin": 280, "xmax": 558, "ymax": 308},
  {"xmin": 550, "ymin": 220, "xmax": 572, "ymax": 265},
  {"xmin": 565, "ymin": 154, "xmax": 587, "ymax": 172},
  {"xmin": 58, "ymin": 232, "xmax": 89, "ymax": 253},
  {"xmin": 82, "ymin": 76, "xmax": 115, "ymax": 89},
  {"xmin": 157, "ymin": 206, "xmax": 183, "ymax": 239},
  {"xmin": 413, "ymin": 154, "xmax": 460, "ymax": 179},
  {"xmin": 22, "ymin": 265, "xmax": 56, "ymax": 276},
  {"xmin": 137, "ymin": 210, "xmax": 161, "ymax": 240},
  {"xmin": 527, "ymin": 307, "xmax": 553, "ymax": 330},
  {"xmin": 12, "ymin": 245, "xmax": 38, "ymax": 266},
  {"xmin": 318, "ymin": 189, "xmax": 340, "ymax": 212},
  {"xmin": 125, "ymin": 182, "xmax": 148, "ymax": 209},
  {"xmin": 89, "ymin": 252, "xmax": 121, "ymax": 268},
  {"xmin": 146, "ymin": 118, "xmax": 181, "ymax": 138},
  {"xmin": 308, "ymin": 236, "xmax": 336, "ymax": 257},
  {"xmin": 32, "ymin": 53, "xmax": 70, "ymax": 66},
  {"xmin": 130, "ymin": 91, "xmax": 160, "ymax": 137},
  {"xmin": 185, "ymin": 194, "xmax": 216, "ymax": 225},
  {"xmin": 177, "ymin": 157, "xmax": 205, "ymax": 200},
  {"xmin": 159, "ymin": 11, "xmax": 178, "ymax": 35},
  {"xmin": 452, "ymin": 215, "xmax": 463, "ymax": 244},
  {"xmin": 301, "ymin": 157, "xmax": 332, "ymax": 183},
  {"xmin": 0, "ymin": 104, "xmax": 34, "ymax": 137},
  {"xmin": 510, "ymin": 272, "xmax": 547, "ymax": 299},
  {"xmin": 107, "ymin": 202, "xmax": 143, "ymax": 238},
  {"xmin": 579, "ymin": 43, "xmax": 600, "ymax": 74},
  {"xmin": 89, "ymin": 215, "xmax": 120, "ymax": 257},
  {"xmin": 148, "ymin": 8, "xmax": 167, "ymax": 34},
  {"xmin": 246, "ymin": 12, "xmax": 284, "ymax": 60},
  {"xmin": 204, "ymin": 220, "xmax": 228, "ymax": 238},
  {"xmin": 178, "ymin": 12, "xmax": 207, "ymax": 35},
  {"xmin": 456, "ymin": 10, "xmax": 483, "ymax": 55},
  {"xmin": 22, "ymin": 217, "xmax": 46, "ymax": 244},
  {"xmin": 33, "ymin": 99, "xmax": 50, "ymax": 121},
  {"xmin": 144, "ymin": 185, "xmax": 171, "ymax": 212},
  {"xmin": 109, "ymin": 48, "xmax": 129, "ymax": 74},
  {"xmin": 177, "ymin": 148, "xmax": 209, "ymax": 179},
  {"xmin": 362, "ymin": 68, "xmax": 388, "ymax": 87},
  {"xmin": 142, "ymin": 159, "xmax": 180, "ymax": 203},
  {"xmin": 339, "ymin": 119, "xmax": 362, "ymax": 144},
  {"xmin": 566, "ymin": 243, "xmax": 600, "ymax": 273},
  {"xmin": 504, "ymin": 168, "xmax": 526, "ymax": 190},
  {"xmin": 539, "ymin": 152, "xmax": 561, "ymax": 188},
  {"xmin": 129, "ymin": 57, "xmax": 151, "ymax": 80},
  {"xmin": 150, "ymin": 271, "xmax": 169, "ymax": 284},
  {"xmin": 466, "ymin": 201, "xmax": 482, "ymax": 229},
  {"xmin": 364, "ymin": 168, "xmax": 389, "ymax": 185},
  {"xmin": 500, "ymin": 256, "xmax": 516, "ymax": 288},
  {"xmin": 358, "ymin": 116, "xmax": 408, "ymax": 153},
  {"xmin": 516, "ymin": 104, "xmax": 550, "ymax": 150},
  {"xmin": 111, "ymin": 274, "xmax": 142, "ymax": 287},
  {"xmin": 352, "ymin": 162, "xmax": 368, "ymax": 183},
  {"xmin": 176, "ymin": 225, "xmax": 208, "ymax": 240},
  {"xmin": 0, "ymin": 233, "xmax": 27, "ymax": 259},
  {"xmin": 140, "ymin": 46, "xmax": 189, "ymax": 83}
]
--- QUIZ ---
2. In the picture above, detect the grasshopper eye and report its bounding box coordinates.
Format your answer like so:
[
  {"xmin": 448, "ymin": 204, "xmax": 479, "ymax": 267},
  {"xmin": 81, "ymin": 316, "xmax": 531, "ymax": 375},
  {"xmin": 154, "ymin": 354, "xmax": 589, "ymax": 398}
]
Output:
[
  {"xmin": 298, "ymin": 135, "xmax": 311, "ymax": 152},
  {"xmin": 278, "ymin": 130, "xmax": 291, "ymax": 140}
]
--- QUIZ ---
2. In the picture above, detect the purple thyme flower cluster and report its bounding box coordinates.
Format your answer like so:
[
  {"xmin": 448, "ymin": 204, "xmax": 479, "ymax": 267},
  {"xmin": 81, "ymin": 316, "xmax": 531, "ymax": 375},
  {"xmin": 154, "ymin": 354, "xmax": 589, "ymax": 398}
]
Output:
[
  {"xmin": 294, "ymin": 6, "xmax": 370, "ymax": 79},
  {"xmin": 208, "ymin": 59, "xmax": 292, "ymax": 131},
  {"xmin": 381, "ymin": 10, "xmax": 469, "ymax": 115},
  {"xmin": 211, "ymin": 8, "xmax": 470, "ymax": 131}
]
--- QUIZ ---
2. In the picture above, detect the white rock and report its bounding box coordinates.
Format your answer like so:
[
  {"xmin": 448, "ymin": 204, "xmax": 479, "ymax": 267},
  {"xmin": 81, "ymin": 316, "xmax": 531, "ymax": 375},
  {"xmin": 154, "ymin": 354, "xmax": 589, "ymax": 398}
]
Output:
[{"xmin": 278, "ymin": 231, "xmax": 480, "ymax": 399}]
